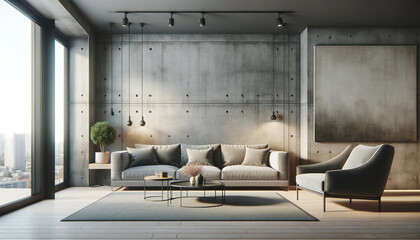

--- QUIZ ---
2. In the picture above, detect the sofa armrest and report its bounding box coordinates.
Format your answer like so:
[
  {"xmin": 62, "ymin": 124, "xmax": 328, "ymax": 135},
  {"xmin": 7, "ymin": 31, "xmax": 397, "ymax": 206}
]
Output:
[
  {"xmin": 269, "ymin": 151, "xmax": 289, "ymax": 180},
  {"xmin": 296, "ymin": 144, "xmax": 357, "ymax": 175},
  {"xmin": 111, "ymin": 151, "xmax": 130, "ymax": 180}
]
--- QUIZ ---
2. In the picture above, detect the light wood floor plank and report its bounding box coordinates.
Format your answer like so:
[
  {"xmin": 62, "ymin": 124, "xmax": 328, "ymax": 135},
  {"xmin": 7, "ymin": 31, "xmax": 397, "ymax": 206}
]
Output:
[{"xmin": 0, "ymin": 187, "xmax": 419, "ymax": 239}]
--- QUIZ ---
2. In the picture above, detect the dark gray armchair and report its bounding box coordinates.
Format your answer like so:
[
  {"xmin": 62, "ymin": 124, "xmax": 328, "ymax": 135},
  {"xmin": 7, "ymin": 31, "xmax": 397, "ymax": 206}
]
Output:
[{"xmin": 296, "ymin": 144, "xmax": 394, "ymax": 212}]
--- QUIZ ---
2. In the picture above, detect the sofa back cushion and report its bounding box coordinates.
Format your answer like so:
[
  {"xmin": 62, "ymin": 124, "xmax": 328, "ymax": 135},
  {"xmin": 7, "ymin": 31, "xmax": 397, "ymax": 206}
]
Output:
[
  {"xmin": 135, "ymin": 144, "xmax": 181, "ymax": 167},
  {"xmin": 186, "ymin": 148, "xmax": 214, "ymax": 166},
  {"xmin": 342, "ymin": 145, "xmax": 381, "ymax": 170},
  {"xmin": 181, "ymin": 144, "xmax": 222, "ymax": 167},
  {"xmin": 127, "ymin": 147, "xmax": 159, "ymax": 168},
  {"xmin": 241, "ymin": 148, "xmax": 271, "ymax": 166},
  {"xmin": 221, "ymin": 144, "xmax": 268, "ymax": 166}
]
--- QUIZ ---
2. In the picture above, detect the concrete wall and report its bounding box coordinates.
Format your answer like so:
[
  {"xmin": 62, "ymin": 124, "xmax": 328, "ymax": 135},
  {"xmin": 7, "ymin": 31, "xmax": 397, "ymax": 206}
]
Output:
[
  {"xmin": 68, "ymin": 37, "xmax": 94, "ymax": 186},
  {"xmin": 300, "ymin": 27, "xmax": 420, "ymax": 189},
  {"xmin": 91, "ymin": 34, "xmax": 300, "ymax": 185}
]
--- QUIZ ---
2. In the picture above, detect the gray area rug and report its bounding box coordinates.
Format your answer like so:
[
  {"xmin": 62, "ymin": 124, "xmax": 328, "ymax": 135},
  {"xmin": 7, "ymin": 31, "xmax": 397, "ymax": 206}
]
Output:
[{"xmin": 62, "ymin": 191, "xmax": 317, "ymax": 221}]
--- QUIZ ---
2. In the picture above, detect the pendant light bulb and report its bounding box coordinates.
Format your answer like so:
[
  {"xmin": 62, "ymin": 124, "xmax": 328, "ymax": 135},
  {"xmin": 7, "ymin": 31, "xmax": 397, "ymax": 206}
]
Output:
[
  {"xmin": 168, "ymin": 13, "xmax": 175, "ymax": 27},
  {"xmin": 111, "ymin": 108, "xmax": 115, "ymax": 116},
  {"xmin": 199, "ymin": 13, "xmax": 206, "ymax": 27},
  {"xmin": 271, "ymin": 111, "xmax": 277, "ymax": 120},
  {"xmin": 127, "ymin": 116, "xmax": 133, "ymax": 126},
  {"xmin": 122, "ymin": 12, "xmax": 129, "ymax": 27},
  {"xmin": 140, "ymin": 116, "xmax": 146, "ymax": 126},
  {"xmin": 276, "ymin": 13, "xmax": 283, "ymax": 27}
]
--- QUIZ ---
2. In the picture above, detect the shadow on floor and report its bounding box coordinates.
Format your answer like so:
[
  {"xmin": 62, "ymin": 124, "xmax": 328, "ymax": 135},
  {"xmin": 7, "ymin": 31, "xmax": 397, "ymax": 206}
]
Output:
[
  {"xmin": 335, "ymin": 200, "xmax": 420, "ymax": 212},
  {"xmin": 198, "ymin": 195, "xmax": 281, "ymax": 206}
]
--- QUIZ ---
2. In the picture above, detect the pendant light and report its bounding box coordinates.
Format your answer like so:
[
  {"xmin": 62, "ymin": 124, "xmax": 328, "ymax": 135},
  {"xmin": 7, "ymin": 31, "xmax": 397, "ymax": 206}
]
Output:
[
  {"xmin": 168, "ymin": 13, "xmax": 175, "ymax": 27},
  {"xmin": 122, "ymin": 12, "xmax": 129, "ymax": 27},
  {"xmin": 109, "ymin": 22, "xmax": 115, "ymax": 116},
  {"xmin": 199, "ymin": 13, "xmax": 206, "ymax": 27},
  {"xmin": 271, "ymin": 34, "xmax": 277, "ymax": 120},
  {"xmin": 139, "ymin": 23, "xmax": 146, "ymax": 127},
  {"xmin": 127, "ymin": 23, "xmax": 133, "ymax": 126},
  {"xmin": 276, "ymin": 13, "xmax": 284, "ymax": 27}
]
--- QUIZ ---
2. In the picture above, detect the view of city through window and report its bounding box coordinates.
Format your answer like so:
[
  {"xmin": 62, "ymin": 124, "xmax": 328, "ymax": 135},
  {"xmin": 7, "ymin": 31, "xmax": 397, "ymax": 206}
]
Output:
[
  {"xmin": 0, "ymin": 1, "xmax": 33, "ymax": 205},
  {"xmin": 55, "ymin": 40, "xmax": 65, "ymax": 185}
]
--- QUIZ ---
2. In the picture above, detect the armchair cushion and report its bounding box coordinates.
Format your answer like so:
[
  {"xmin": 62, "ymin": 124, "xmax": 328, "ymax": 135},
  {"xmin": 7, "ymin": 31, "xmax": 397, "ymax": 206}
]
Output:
[
  {"xmin": 342, "ymin": 145, "xmax": 380, "ymax": 170},
  {"xmin": 296, "ymin": 173, "xmax": 325, "ymax": 193}
]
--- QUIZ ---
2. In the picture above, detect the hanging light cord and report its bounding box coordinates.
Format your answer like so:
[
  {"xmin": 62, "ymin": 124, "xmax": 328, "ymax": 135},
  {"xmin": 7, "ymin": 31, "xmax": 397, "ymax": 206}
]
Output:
[
  {"xmin": 141, "ymin": 24, "xmax": 144, "ymax": 117},
  {"xmin": 128, "ymin": 23, "xmax": 131, "ymax": 117},
  {"xmin": 120, "ymin": 32, "xmax": 123, "ymax": 113},
  {"xmin": 110, "ymin": 23, "xmax": 114, "ymax": 115},
  {"xmin": 272, "ymin": 34, "xmax": 275, "ymax": 112}
]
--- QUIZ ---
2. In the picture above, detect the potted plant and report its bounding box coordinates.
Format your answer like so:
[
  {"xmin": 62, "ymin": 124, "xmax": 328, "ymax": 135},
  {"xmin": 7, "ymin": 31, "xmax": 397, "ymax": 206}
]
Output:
[{"xmin": 90, "ymin": 121, "xmax": 116, "ymax": 164}]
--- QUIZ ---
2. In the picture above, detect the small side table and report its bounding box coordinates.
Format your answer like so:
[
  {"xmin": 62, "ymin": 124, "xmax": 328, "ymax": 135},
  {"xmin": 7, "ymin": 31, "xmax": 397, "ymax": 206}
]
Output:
[
  {"xmin": 144, "ymin": 176, "xmax": 173, "ymax": 205},
  {"xmin": 88, "ymin": 163, "xmax": 111, "ymax": 186}
]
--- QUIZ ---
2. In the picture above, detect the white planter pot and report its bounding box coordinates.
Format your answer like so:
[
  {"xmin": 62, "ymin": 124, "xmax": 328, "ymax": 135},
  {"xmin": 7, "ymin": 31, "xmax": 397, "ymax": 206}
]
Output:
[{"xmin": 95, "ymin": 152, "xmax": 110, "ymax": 164}]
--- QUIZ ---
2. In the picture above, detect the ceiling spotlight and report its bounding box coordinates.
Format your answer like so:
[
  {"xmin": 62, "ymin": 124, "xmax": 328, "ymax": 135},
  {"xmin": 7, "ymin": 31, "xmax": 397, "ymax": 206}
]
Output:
[
  {"xmin": 271, "ymin": 111, "xmax": 277, "ymax": 120},
  {"xmin": 199, "ymin": 13, "xmax": 206, "ymax": 27},
  {"xmin": 276, "ymin": 13, "xmax": 283, "ymax": 27},
  {"xmin": 122, "ymin": 12, "xmax": 128, "ymax": 27},
  {"xmin": 168, "ymin": 13, "xmax": 174, "ymax": 27}
]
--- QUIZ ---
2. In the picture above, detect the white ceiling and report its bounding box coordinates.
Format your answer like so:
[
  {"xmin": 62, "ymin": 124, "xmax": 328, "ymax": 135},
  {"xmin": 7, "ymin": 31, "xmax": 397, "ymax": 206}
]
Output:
[{"xmin": 26, "ymin": 0, "xmax": 420, "ymax": 35}]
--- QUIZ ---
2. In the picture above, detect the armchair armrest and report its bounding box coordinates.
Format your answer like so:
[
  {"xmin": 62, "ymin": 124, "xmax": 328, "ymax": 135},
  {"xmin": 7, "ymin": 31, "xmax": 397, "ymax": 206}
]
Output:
[
  {"xmin": 297, "ymin": 144, "xmax": 357, "ymax": 175},
  {"xmin": 111, "ymin": 151, "xmax": 130, "ymax": 180},
  {"xmin": 325, "ymin": 144, "xmax": 394, "ymax": 198},
  {"xmin": 269, "ymin": 151, "xmax": 289, "ymax": 180}
]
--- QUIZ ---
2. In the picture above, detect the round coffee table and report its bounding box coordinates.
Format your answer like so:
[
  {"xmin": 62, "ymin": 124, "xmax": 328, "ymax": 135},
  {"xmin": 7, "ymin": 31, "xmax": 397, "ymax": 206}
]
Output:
[
  {"xmin": 170, "ymin": 181, "xmax": 225, "ymax": 207},
  {"xmin": 144, "ymin": 176, "xmax": 173, "ymax": 205}
]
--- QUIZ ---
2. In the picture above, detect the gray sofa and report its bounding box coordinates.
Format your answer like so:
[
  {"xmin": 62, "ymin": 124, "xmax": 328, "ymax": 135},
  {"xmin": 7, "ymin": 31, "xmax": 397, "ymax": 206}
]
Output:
[
  {"xmin": 111, "ymin": 143, "xmax": 289, "ymax": 188},
  {"xmin": 296, "ymin": 144, "xmax": 394, "ymax": 212}
]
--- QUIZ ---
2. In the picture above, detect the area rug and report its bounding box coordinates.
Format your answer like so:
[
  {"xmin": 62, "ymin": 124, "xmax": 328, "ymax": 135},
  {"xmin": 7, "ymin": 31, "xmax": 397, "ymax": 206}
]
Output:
[{"xmin": 62, "ymin": 191, "xmax": 317, "ymax": 221}]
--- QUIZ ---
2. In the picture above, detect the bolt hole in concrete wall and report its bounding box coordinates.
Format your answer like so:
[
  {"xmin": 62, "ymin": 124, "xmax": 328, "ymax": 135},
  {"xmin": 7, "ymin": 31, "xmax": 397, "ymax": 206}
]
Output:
[{"xmin": 90, "ymin": 34, "xmax": 301, "ymax": 183}]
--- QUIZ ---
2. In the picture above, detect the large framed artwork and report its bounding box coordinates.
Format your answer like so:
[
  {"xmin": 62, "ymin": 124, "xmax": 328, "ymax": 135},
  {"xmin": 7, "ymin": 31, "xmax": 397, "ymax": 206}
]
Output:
[{"xmin": 314, "ymin": 45, "xmax": 417, "ymax": 142}]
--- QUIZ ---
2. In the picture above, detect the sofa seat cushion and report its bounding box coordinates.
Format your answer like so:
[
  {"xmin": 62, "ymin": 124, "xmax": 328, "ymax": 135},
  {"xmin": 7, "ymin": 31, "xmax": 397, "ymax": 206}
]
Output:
[
  {"xmin": 296, "ymin": 173, "xmax": 325, "ymax": 193},
  {"xmin": 122, "ymin": 165, "xmax": 179, "ymax": 180},
  {"xmin": 177, "ymin": 166, "xmax": 221, "ymax": 180},
  {"xmin": 221, "ymin": 165, "xmax": 279, "ymax": 180}
]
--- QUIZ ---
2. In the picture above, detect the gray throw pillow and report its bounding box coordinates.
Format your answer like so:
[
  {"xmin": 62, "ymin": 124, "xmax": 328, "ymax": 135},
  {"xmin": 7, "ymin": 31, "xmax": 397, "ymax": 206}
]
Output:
[
  {"xmin": 241, "ymin": 147, "xmax": 271, "ymax": 166},
  {"xmin": 135, "ymin": 144, "xmax": 181, "ymax": 167},
  {"xmin": 127, "ymin": 147, "xmax": 159, "ymax": 167},
  {"xmin": 222, "ymin": 144, "xmax": 268, "ymax": 166},
  {"xmin": 186, "ymin": 148, "xmax": 214, "ymax": 166}
]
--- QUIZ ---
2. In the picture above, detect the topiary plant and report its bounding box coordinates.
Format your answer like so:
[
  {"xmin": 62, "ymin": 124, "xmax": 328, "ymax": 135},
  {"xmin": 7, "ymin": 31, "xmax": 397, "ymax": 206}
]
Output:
[{"xmin": 90, "ymin": 121, "xmax": 116, "ymax": 152}]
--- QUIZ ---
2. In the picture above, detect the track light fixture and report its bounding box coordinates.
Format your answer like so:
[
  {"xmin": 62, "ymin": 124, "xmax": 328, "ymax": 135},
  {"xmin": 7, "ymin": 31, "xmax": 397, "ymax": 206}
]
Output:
[
  {"xmin": 168, "ymin": 13, "xmax": 175, "ymax": 27},
  {"xmin": 276, "ymin": 13, "xmax": 284, "ymax": 27},
  {"xmin": 199, "ymin": 13, "xmax": 206, "ymax": 27},
  {"xmin": 122, "ymin": 12, "xmax": 128, "ymax": 27}
]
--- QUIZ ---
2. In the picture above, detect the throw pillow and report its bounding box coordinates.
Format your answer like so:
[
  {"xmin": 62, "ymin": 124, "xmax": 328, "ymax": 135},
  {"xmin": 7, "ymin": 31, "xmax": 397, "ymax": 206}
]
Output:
[
  {"xmin": 221, "ymin": 144, "xmax": 268, "ymax": 166},
  {"xmin": 186, "ymin": 148, "xmax": 214, "ymax": 166},
  {"xmin": 342, "ymin": 145, "xmax": 381, "ymax": 170},
  {"xmin": 127, "ymin": 147, "xmax": 159, "ymax": 167},
  {"xmin": 180, "ymin": 144, "xmax": 221, "ymax": 167},
  {"xmin": 135, "ymin": 144, "xmax": 181, "ymax": 167},
  {"xmin": 241, "ymin": 147, "xmax": 271, "ymax": 166}
]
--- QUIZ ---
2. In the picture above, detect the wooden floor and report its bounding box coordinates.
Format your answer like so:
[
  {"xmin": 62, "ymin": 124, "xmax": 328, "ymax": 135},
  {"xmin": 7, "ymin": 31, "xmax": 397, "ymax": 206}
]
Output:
[{"xmin": 0, "ymin": 187, "xmax": 419, "ymax": 239}]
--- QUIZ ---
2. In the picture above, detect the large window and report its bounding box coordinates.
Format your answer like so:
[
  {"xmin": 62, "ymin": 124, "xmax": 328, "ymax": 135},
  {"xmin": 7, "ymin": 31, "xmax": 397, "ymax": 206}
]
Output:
[
  {"xmin": 0, "ymin": 1, "xmax": 36, "ymax": 206},
  {"xmin": 55, "ymin": 40, "xmax": 66, "ymax": 186}
]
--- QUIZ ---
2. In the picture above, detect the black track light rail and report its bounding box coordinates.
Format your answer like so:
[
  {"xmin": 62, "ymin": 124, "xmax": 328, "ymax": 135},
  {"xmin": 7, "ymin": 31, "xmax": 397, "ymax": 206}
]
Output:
[{"xmin": 113, "ymin": 11, "xmax": 292, "ymax": 14}]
